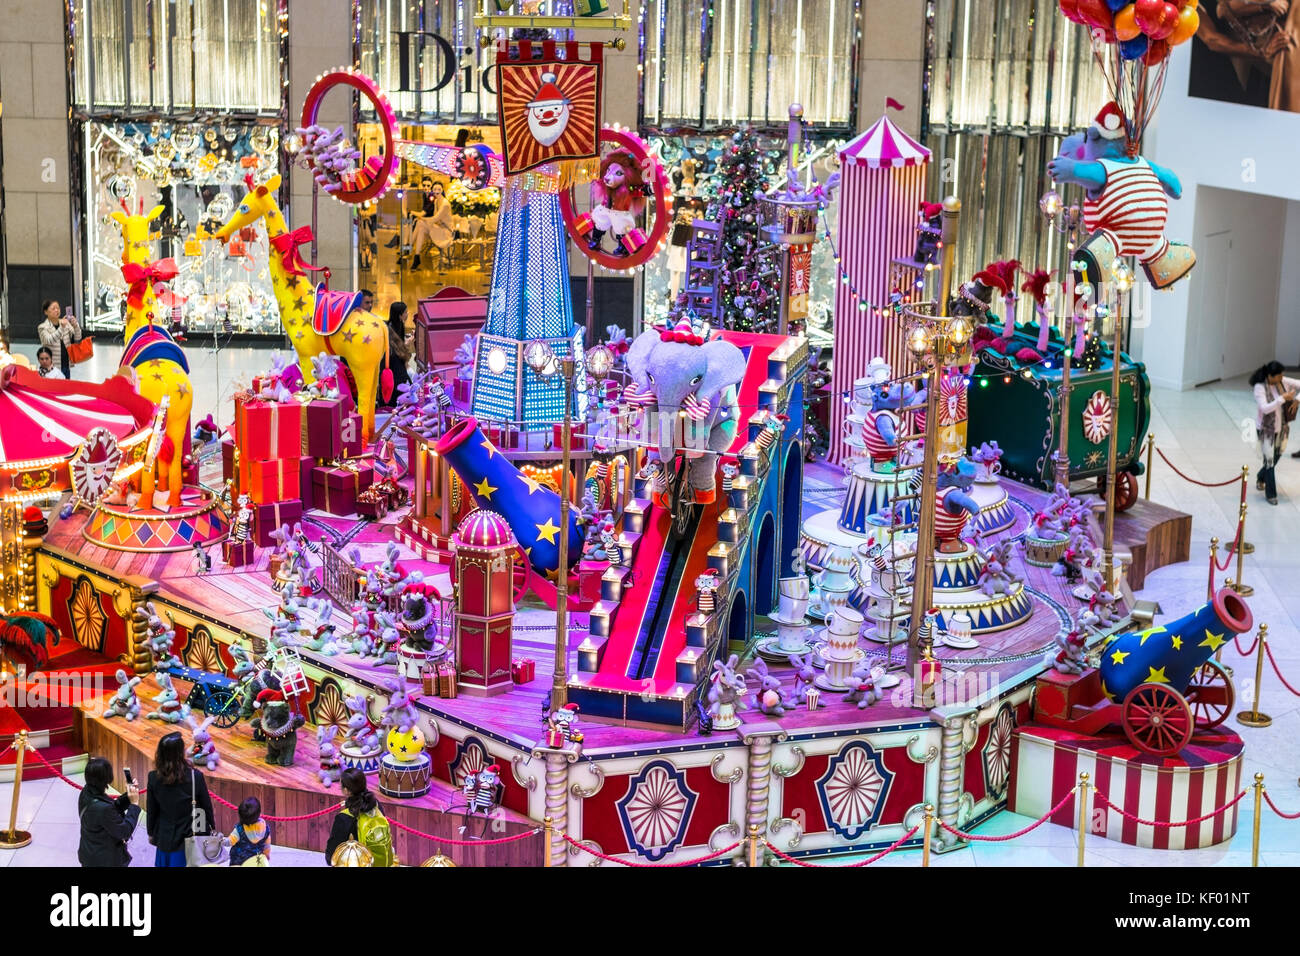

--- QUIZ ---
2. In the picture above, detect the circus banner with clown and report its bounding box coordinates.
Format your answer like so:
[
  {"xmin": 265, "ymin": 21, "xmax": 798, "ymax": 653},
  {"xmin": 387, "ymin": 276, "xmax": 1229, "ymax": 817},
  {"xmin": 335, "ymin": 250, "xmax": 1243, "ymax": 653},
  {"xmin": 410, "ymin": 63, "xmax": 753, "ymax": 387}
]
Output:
[{"xmin": 496, "ymin": 41, "xmax": 603, "ymax": 176}]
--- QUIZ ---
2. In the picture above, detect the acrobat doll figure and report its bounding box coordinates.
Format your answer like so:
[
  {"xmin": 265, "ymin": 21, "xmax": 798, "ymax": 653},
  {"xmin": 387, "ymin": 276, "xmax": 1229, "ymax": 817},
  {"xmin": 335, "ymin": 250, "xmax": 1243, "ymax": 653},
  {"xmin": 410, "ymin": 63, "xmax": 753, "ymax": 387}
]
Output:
[
  {"xmin": 192, "ymin": 542, "xmax": 212, "ymax": 575},
  {"xmin": 581, "ymin": 148, "xmax": 648, "ymax": 258},
  {"xmin": 1046, "ymin": 102, "xmax": 1194, "ymax": 290}
]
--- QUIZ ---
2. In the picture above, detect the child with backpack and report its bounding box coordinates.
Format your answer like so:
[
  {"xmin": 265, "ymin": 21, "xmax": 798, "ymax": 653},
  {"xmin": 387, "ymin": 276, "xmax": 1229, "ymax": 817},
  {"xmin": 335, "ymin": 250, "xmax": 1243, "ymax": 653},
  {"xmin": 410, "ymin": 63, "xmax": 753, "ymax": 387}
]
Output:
[
  {"xmin": 228, "ymin": 796, "xmax": 271, "ymax": 866},
  {"xmin": 326, "ymin": 768, "xmax": 395, "ymax": 866}
]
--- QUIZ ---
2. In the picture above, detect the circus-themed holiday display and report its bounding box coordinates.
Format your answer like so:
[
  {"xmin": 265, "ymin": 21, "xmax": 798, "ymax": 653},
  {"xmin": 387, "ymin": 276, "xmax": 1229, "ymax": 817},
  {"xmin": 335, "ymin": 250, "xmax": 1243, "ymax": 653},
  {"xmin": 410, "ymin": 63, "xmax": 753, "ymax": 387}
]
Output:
[{"xmin": 8, "ymin": 3, "xmax": 1283, "ymax": 873}]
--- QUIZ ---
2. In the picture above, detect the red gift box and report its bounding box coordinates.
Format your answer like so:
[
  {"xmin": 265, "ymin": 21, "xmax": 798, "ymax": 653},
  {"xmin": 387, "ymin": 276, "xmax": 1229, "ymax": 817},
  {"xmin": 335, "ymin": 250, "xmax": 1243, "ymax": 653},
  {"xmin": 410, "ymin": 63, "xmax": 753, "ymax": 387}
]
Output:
[
  {"xmin": 235, "ymin": 395, "xmax": 302, "ymax": 460},
  {"xmin": 341, "ymin": 411, "xmax": 365, "ymax": 458},
  {"xmin": 223, "ymin": 538, "xmax": 255, "ymax": 567},
  {"xmin": 253, "ymin": 499, "xmax": 302, "ymax": 548},
  {"xmin": 300, "ymin": 396, "xmax": 345, "ymax": 460},
  {"xmin": 552, "ymin": 421, "xmax": 587, "ymax": 445},
  {"xmin": 310, "ymin": 462, "xmax": 373, "ymax": 516},
  {"xmin": 545, "ymin": 728, "xmax": 565, "ymax": 748},
  {"xmin": 511, "ymin": 658, "xmax": 535, "ymax": 684},
  {"xmin": 240, "ymin": 457, "xmax": 301, "ymax": 505},
  {"xmin": 251, "ymin": 374, "xmax": 274, "ymax": 396},
  {"xmin": 452, "ymin": 378, "xmax": 470, "ymax": 403},
  {"xmin": 437, "ymin": 663, "xmax": 457, "ymax": 699}
]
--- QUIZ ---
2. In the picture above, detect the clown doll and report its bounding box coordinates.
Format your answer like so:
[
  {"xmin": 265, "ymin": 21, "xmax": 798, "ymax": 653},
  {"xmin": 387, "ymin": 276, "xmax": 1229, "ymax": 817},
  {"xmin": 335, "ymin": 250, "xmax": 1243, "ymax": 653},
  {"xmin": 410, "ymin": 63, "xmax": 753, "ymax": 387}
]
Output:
[{"xmin": 583, "ymin": 148, "xmax": 647, "ymax": 257}]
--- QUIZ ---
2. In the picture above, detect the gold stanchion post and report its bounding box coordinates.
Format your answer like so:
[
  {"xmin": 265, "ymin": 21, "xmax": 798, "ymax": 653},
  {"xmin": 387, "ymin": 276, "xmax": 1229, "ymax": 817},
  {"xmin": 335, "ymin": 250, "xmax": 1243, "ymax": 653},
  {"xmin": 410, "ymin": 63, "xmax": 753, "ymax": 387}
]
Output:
[
  {"xmin": 1144, "ymin": 433, "xmax": 1154, "ymax": 500},
  {"xmin": 1, "ymin": 730, "xmax": 32, "ymax": 850},
  {"xmin": 1207, "ymin": 537, "xmax": 1218, "ymax": 603},
  {"xmin": 1231, "ymin": 503, "xmax": 1253, "ymax": 597},
  {"xmin": 1076, "ymin": 771, "xmax": 1089, "ymax": 868},
  {"xmin": 921, "ymin": 804, "xmax": 934, "ymax": 867},
  {"xmin": 747, "ymin": 823, "xmax": 761, "ymax": 868},
  {"xmin": 1231, "ymin": 467, "xmax": 1255, "ymax": 555},
  {"xmin": 1237, "ymin": 624, "xmax": 1273, "ymax": 728},
  {"xmin": 543, "ymin": 816, "xmax": 553, "ymax": 868},
  {"xmin": 1250, "ymin": 773, "xmax": 1264, "ymax": 867}
]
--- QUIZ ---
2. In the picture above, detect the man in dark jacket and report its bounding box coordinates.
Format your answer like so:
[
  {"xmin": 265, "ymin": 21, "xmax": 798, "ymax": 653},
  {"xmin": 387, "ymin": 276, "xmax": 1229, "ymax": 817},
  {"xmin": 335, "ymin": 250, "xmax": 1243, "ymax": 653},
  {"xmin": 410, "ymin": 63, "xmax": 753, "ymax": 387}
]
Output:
[{"xmin": 78, "ymin": 757, "xmax": 142, "ymax": 867}]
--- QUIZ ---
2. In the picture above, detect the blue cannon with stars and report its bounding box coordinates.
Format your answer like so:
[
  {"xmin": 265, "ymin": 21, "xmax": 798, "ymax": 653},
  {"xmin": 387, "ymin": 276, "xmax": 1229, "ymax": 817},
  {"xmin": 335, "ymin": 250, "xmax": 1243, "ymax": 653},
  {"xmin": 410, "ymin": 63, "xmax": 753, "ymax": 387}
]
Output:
[{"xmin": 1036, "ymin": 589, "xmax": 1251, "ymax": 756}]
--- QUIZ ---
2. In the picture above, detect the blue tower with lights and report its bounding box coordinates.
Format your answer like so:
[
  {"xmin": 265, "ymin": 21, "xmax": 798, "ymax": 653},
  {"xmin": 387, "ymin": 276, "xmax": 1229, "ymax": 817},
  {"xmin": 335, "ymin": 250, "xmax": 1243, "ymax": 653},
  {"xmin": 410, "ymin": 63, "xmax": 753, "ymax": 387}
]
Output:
[{"xmin": 471, "ymin": 172, "xmax": 583, "ymax": 427}]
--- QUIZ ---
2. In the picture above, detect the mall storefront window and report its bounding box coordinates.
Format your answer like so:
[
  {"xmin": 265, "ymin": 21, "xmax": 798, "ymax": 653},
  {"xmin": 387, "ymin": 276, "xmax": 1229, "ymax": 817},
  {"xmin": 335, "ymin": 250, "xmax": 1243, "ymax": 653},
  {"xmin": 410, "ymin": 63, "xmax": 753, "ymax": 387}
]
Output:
[
  {"xmin": 69, "ymin": 0, "xmax": 288, "ymax": 337},
  {"xmin": 639, "ymin": 0, "xmax": 859, "ymax": 342},
  {"xmin": 354, "ymin": 0, "xmax": 499, "ymax": 312}
]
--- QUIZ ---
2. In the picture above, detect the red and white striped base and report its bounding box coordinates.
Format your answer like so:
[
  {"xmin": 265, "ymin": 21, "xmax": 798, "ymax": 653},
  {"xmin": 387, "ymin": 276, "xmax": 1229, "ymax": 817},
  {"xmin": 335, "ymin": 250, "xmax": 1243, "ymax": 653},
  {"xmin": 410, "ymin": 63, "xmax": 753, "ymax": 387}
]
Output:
[{"xmin": 1009, "ymin": 725, "xmax": 1244, "ymax": 850}]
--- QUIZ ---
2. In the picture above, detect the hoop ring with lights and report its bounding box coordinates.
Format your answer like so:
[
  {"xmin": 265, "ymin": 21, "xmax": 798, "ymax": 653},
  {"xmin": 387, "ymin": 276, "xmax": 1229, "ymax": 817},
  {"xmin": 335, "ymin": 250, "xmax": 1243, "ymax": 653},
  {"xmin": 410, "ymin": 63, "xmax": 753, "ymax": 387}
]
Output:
[
  {"xmin": 300, "ymin": 69, "xmax": 399, "ymax": 205},
  {"xmin": 559, "ymin": 128, "xmax": 669, "ymax": 272}
]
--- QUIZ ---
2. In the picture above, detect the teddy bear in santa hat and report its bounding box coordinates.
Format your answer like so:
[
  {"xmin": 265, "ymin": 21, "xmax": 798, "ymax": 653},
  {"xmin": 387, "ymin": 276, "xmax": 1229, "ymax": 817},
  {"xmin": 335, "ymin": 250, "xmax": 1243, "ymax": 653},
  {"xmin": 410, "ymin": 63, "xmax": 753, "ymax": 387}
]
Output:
[{"xmin": 251, "ymin": 687, "xmax": 305, "ymax": 767}]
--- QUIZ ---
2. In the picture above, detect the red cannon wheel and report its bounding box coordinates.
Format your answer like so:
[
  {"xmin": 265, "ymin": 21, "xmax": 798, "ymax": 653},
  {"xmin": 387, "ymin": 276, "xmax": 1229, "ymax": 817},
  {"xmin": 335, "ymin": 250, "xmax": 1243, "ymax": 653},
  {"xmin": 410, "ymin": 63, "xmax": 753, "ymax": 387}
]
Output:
[
  {"xmin": 1187, "ymin": 660, "xmax": 1235, "ymax": 730},
  {"xmin": 1121, "ymin": 683, "xmax": 1194, "ymax": 756},
  {"xmin": 1096, "ymin": 471, "xmax": 1139, "ymax": 512}
]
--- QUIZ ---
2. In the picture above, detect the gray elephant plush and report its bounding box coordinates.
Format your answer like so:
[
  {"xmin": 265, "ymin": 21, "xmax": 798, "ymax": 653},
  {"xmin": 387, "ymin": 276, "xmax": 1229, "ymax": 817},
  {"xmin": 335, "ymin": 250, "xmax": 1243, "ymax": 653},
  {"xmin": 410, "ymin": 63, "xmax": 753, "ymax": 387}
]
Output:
[{"xmin": 625, "ymin": 321, "xmax": 747, "ymax": 506}]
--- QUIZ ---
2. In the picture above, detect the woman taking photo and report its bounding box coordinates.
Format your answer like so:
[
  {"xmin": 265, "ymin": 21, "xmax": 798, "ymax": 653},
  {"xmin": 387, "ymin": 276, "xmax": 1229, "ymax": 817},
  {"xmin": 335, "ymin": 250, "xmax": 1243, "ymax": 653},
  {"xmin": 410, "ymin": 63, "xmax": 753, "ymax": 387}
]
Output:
[
  {"xmin": 378, "ymin": 301, "xmax": 412, "ymax": 408},
  {"xmin": 36, "ymin": 299, "xmax": 80, "ymax": 380},
  {"xmin": 1250, "ymin": 360, "xmax": 1300, "ymax": 505},
  {"xmin": 77, "ymin": 757, "xmax": 141, "ymax": 867},
  {"xmin": 146, "ymin": 731, "xmax": 216, "ymax": 867}
]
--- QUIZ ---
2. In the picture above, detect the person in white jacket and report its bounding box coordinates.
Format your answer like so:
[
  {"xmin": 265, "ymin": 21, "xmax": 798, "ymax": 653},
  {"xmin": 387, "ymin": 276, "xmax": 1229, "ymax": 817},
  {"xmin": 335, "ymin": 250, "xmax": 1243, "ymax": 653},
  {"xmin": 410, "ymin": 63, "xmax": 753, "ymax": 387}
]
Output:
[{"xmin": 1250, "ymin": 360, "xmax": 1300, "ymax": 505}]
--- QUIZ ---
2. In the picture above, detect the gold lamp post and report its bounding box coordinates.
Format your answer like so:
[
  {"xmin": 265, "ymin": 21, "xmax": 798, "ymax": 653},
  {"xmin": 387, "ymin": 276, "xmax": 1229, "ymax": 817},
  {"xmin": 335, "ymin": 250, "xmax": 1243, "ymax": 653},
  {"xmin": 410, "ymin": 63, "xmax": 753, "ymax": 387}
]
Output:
[
  {"xmin": 525, "ymin": 341, "xmax": 615, "ymax": 709},
  {"xmin": 899, "ymin": 197, "xmax": 969, "ymax": 682},
  {"xmin": 1102, "ymin": 260, "xmax": 1134, "ymax": 590}
]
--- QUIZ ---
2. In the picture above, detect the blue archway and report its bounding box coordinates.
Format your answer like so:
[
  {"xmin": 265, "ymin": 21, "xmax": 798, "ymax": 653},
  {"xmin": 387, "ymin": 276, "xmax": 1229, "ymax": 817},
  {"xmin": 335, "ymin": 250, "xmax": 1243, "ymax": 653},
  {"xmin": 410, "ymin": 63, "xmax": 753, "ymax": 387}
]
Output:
[
  {"xmin": 726, "ymin": 588, "xmax": 749, "ymax": 653},
  {"xmin": 754, "ymin": 513, "xmax": 776, "ymax": 616},
  {"xmin": 780, "ymin": 445, "xmax": 803, "ymax": 578}
]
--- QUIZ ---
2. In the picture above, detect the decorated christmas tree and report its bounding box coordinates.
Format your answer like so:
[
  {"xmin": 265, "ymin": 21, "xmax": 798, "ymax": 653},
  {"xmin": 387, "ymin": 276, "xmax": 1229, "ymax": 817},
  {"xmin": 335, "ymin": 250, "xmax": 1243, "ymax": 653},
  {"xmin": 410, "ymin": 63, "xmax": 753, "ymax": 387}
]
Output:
[{"xmin": 706, "ymin": 128, "xmax": 777, "ymax": 332}]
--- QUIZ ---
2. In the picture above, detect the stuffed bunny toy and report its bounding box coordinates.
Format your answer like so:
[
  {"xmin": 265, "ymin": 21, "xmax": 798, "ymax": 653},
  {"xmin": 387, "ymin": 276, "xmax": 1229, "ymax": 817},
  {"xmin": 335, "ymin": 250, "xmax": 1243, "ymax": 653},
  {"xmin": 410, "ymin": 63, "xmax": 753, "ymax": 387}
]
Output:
[
  {"xmin": 707, "ymin": 654, "xmax": 748, "ymax": 722},
  {"xmin": 146, "ymin": 673, "xmax": 190, "ymax": 724},
  {"xmin": 186, "ymin": 713, "xmax": 220, "ymax": 770},
  {"xmin": 102, "ymin": 669, "xmax": 142, "ymax": 721},
  {"xmin": 318, "ymin": 725, "xmax": 342, "ymax": 787},
  {"xmin": 843, "ymin": 664, "xmax": 883, "ymax": 709},
  {"xmin": 746, "ymin": 658, "xmax": 787, "ymax": 717},
  {"xmin": 343, "ymin": 694, "xmax": 380, "ymax": 752},
  {"xmin": 787, "ymin": 654, "xmax": 816, "ymax": 707},
  {"xmin": 380, "ymin": 676, "xmax": 420, "ymax": 735}
]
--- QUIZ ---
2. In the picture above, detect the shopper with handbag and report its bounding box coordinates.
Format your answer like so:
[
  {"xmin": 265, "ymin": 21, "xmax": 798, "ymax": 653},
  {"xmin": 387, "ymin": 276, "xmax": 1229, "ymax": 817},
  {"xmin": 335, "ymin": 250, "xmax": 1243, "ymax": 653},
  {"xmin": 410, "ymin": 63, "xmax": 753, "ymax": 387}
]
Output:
[
  {"xmin": 36, "ymin": 299, "xmax": 81, "ymax": 379},
  {"xmin": 1250, "ymin": 360, "xmax": 1300, "ymax": 505},
  {"xmin": 77, "ymin": 757, "xmax": 141, "ymax": 867},
  {"xmin": 146, "ymin": 731, "xmax": 220, "ymax": 866}
]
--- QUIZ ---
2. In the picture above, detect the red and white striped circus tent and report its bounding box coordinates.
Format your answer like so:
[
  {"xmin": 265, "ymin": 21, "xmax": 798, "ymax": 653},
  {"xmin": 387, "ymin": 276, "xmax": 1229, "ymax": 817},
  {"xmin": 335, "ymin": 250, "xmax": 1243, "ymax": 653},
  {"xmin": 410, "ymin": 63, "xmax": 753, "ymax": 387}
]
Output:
[
  {"xmin": 829, "ymin": 112, "xmax": 930, "ymax": 464},
  {"xmin": 0, "ymin": 364, "xmax": 155, "ymax": 500}
]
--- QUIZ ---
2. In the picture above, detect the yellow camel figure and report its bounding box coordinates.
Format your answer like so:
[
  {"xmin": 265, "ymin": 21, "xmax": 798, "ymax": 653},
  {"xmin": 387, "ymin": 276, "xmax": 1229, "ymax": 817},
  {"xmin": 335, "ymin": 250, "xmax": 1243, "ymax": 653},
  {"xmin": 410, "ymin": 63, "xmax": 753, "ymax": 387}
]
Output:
[
  {"xmin": 212, "ymin": 174, "xmax": 387, "ymax": 442},
  {"xmin": 110, "ymin": 205, "xmax": 194, "ymax": 508}
]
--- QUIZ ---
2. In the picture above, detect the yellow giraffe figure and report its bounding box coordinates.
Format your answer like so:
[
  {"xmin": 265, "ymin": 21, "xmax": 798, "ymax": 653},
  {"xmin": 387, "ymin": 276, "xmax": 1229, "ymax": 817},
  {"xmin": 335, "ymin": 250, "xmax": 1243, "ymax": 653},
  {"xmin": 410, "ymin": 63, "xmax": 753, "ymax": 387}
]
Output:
[
  {"xmin": 110, "ymin": 204, "xmax": 194, "ymax": 508},
  {"xmin": 213, "ymin": 174, "xmax": 387, "ymax": 441}
]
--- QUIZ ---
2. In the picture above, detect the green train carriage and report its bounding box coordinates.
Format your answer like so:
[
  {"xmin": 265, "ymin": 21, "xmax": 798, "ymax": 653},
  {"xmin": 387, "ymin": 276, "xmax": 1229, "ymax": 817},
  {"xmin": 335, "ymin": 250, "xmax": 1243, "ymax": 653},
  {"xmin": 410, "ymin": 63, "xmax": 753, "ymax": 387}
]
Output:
[{"xmin": 966, "ymin": 328, "xmax": 1151, "ymax": 511}]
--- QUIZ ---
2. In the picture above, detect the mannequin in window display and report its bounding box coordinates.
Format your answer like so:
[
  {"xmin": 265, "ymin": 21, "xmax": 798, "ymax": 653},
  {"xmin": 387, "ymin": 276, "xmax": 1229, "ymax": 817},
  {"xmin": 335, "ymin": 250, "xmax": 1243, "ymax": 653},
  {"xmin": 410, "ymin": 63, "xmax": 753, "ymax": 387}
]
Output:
[{"xmin": 403, "ymin": 179, "xmax": 455, "ymax": 271}]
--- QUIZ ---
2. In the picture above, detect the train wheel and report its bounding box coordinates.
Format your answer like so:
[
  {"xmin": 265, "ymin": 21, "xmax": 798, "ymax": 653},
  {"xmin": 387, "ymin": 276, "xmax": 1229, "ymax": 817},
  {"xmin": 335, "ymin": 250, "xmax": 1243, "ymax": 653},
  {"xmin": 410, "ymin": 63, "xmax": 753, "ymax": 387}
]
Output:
[
  {"xmin": 1121, "ymin": 683, "xmax": 1194, "ymax": 756},
  {"xmin": 1187, "ymin": 660, "xmax": 1234, "ymax": 730}
]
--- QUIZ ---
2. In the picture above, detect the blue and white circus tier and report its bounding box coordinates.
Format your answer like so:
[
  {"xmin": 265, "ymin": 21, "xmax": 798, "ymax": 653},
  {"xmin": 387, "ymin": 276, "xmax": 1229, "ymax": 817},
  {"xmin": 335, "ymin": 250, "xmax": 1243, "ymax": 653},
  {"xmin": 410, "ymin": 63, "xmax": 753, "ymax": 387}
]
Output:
[
  {"xmin": 801, "ymin": 459, "xmax": 919, "ymax": 564},
  {"xmin": 906, "ymin": 543, "xmax": 1034, "ymax": 635},
  {"xmin": 969, "ymin": 477, "xmax": 1016, "ymax": 536}
]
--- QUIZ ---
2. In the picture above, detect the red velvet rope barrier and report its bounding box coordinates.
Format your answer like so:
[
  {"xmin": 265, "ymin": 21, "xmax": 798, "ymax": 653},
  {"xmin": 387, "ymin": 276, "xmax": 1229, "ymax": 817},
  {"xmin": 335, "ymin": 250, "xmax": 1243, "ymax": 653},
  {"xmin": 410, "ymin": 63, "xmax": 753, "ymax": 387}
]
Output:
[
  {"xmin": 1264, "ymin": 642, "xmax": 1300, "ymax": 697},
  {"xmin": 389, "ymin": 818, "xmax": 542, "ymax": 847},
  {"xmin": 764, "ymin": 824, "xmax": 920, "ymax": 867},
  {"xmin": 1154, "ymin": 447, "xmax": 1243, "ymax": 488},
  {"xmin": 938, "ymin": 788, "xmax": 1079, "ymax": 841},
  {"xmin": 1234, "ymin": 630, "xmax": 1260, "ymax": 657},
  {"xmin": 560, "ymin": 832, "xmax": 743, "ymax": 866},
  {"xmin": 208, "ymin": 790, "xmax": 336, "ymax": 822},
  {"xmin": 1093, "ymin": 787, "xmax": 1248, "ymax": 827},
  {"xmin": 1264, "ymin": 792, "xmax": 1300, "ymax": 820}
]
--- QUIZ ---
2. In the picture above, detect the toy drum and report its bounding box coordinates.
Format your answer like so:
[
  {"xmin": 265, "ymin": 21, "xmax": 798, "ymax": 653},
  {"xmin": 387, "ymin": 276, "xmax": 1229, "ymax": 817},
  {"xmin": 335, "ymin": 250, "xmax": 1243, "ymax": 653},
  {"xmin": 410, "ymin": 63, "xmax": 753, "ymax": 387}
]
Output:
[
  {"xmin": 339, "ymin": 743, "xmax": 382, "ymax": 775},
  {"xmin": 378, "ymin": 752, "xmax": 432, "ymax": 799},
  {"xmin": 398, "ymin": 642, "xmax": 432, "ymax": 681},
  {"xmin": 1024, "ymin": 533, "xmax": 1067, "ymax": 567}
]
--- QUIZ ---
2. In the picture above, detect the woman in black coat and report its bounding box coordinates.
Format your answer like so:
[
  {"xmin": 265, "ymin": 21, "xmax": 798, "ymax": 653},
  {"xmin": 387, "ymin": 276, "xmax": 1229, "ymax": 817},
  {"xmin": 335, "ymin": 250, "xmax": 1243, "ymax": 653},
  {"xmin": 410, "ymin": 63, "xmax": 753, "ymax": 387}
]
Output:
[
  {"xmin": 78, "ymin": 757, "xmax": 142, "ymax": 867},
  {"xmin": 146, "ymin": 731, "xmax": 215, "ymax": 867}
]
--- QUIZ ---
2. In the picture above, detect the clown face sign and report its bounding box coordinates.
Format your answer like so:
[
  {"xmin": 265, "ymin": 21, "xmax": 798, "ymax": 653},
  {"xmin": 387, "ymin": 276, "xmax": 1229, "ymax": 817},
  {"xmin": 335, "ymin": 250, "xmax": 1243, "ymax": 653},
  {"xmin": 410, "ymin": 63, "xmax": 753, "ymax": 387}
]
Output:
[{"xmin": 497, "ymin": 41, "xmax": 603, "ymax": 176}]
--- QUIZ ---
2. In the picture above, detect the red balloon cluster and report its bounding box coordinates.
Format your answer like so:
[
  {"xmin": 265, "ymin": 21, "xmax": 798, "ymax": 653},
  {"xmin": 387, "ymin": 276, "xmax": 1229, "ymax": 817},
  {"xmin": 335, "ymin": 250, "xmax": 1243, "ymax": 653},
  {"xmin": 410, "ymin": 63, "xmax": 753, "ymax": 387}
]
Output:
[{"xmin": 1059, "ymin": 0, "xmax": 1199, "ymax": 63}]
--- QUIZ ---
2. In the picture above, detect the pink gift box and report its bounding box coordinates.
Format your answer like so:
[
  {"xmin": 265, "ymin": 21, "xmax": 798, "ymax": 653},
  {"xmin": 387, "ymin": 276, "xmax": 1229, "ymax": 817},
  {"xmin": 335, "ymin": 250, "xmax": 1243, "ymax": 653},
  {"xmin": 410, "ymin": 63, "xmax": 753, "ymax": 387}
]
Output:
[
  {"xmin": 341, "ymin": 411, "xmax": 365, "ymax": 458},
  {"xmin": 453, "ymin": 378, "xmax": 471, "ymax": 403},
  {"xmin": 310, "ymin": 463, "xmax": 373, "ymax": 516},
  {"xmin": 301, "ymin": 396, "xmax": 345, "ymax": 460},
  {"xmin": 253, "ymin": 499, "xmax": 302, "ymax": 548}
]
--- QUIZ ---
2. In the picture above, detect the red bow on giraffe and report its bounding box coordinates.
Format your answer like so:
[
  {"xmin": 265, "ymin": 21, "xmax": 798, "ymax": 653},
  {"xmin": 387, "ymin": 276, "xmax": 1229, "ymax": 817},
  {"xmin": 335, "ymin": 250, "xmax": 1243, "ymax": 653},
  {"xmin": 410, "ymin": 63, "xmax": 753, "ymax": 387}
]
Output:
[
  {"xmin": 121, "ymin": 258, "xmax": 179, "ymax": 311},
  {"xmin": 269, "ymin": 226, "xmax": 329, "ymax": 280}
]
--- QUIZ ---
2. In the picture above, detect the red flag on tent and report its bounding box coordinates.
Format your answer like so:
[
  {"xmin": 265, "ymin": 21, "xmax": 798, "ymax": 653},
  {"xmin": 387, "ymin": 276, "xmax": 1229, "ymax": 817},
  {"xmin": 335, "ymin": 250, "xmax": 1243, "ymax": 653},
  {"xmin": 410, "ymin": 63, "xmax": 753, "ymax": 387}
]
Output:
[{"xmin": 886, "ymin": 97, "xmax": 905, "ymax": 111}]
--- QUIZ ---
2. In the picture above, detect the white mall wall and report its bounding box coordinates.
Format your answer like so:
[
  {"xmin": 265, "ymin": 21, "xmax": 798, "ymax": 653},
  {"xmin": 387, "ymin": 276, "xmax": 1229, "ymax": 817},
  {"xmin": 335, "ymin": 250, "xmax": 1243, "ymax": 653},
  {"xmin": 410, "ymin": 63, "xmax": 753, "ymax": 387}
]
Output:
[{"xmin": 1140, "ymin": 45, "xmax": 1300, "ymax": 389}]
